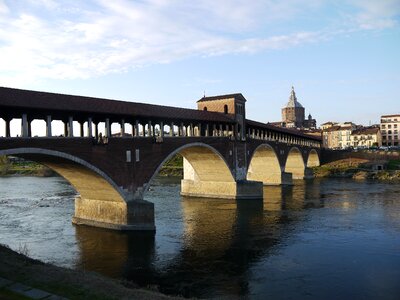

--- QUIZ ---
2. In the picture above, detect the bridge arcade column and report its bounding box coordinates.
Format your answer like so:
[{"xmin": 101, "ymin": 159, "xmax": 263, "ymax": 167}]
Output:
[
  {"xmin": 169, "ymin": 122, "xmax": 174, "ymax": 136},
  {"xmin": 87, "ymin": 118, "xmax": 93, "ymax": 137},
  {"xmin": 120, "ymin": 119, "xmax": 125, "ymax": 136},
  {"xmin": 105, "ymin": 118, "xmax": 111, "ymax": 137},
  {"xmin": 68, "ymin": 116, "xmax": 74, "ymax": 137},
  {"xmin": 21, "ymin": 114, "xmax": 29, "ymax": 137},
  {"xmin": 46, "ymin": 115, "xmax": 52, "ymax": 137},
  {"xmin": 5, "ymin": 117, "xmax": 11, "ymax": 137}
]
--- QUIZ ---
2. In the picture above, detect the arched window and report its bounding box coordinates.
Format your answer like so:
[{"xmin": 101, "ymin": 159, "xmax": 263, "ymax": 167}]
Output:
[
  {"xmin": 224, "ymin": 105, "xmax": 228, "ymax": 114},
  {"xmin": 203, "ymin": 107, "xmax": 207, "ymax": 111}
]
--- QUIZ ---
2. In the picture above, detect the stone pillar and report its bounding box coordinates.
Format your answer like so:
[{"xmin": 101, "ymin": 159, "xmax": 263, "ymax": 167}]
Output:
[
  {"xmin": 180, "ymin": 123, "xmax": 184, "ymax": 137},
  {"xmin": 133, "ymin": 120, "xmax": 139, "ymax": 136},
  {"xmin": 5, "ymin": 118, "xmax": 11, "ymax": 137},
  {"xmin": 105, "ymin": 118, "xmax": 111, "ymax": 137},
  {"xmin": 304, "ymin": 167, "xmax": 314, "ymax": 180},
  {"xmin": 72, "ymin": 197, "xmax": 155, "ymax": 231},
  {"xmin": 170, "ymin": 122, "xmax": 174, "ymax": 136},
  {"xmin": 21, "ymin": 114, "xmax": 29, "ymax": 137},
  {"xmin": 181, "ymin": 157, "xmax": 263, "ymax": 200},
  {"xmin": 189, "ymin": 123, "xmax": 193, "ymax": 136},
  {"xmin": 94, "ymin": 123, "xmax": 99, "ymax": 140},
  {"xmin": 68, "ymin": 116, "xmax": 74, "ymax": 137},
  {"xmin": 219, "ymin": 124, "xmax": 223, "ymax": 137},
  {"xmin": 147, "ymin": 121, "xmax": 152, "ymax": 137},
  {"xmin": 198, "ymin": 123, "xmax": 202, "ymax": 137},
  {"xmin": 80, "ymin": 122, "xmax": 84, "ymax": 137},
  {"xmin": 213, "ymin": 124, "xmax": 217, "ymax": 136},
  {"xmin": 205, "ymin": 124, "xmax": 209, "ymax": 137},
  {"xmin": 160, "ymin": 121, "xmax": 164, "ymax": 137},
  {"xmin": 46, "ymin": 115, "xmax": 52, "ymax": 137},
  {"xmin": 120, "ymin": 119, "xmax": 125, "ymax": 136},
  {"xmin": 87, "ymin": 118, "xmax": 93, "ymax": 137}
]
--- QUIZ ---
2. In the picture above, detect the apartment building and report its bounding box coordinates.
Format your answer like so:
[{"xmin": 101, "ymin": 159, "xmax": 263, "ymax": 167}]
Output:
[
  {"xmin": 380, "ymin": 114, "xmax": 400, "ymax": 146},
  {"xmin": 351, "ymin": 127, "xmax": 382, "ymax": 148},
  {"xmin": 322, "ymin": 122, "xmax": 356, "ymax": 149}
]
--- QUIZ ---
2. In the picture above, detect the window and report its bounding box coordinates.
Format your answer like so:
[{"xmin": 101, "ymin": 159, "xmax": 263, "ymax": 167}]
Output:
[
  {"xmin": 388, "ymin": 125, "xmax": 392, "ymax": 128},
  {"xmin": 394, "ymin": 124, "xmax": 398, "ymax": 128},
  {"xmin": 203, "ymin": 107, "xmax": 207, "ymax": 111},
  {"xmin": 224, "ymin": 104, "xmax": 228, "ymax": 114},
  {"xmin": 382, "ymin": 125, "xmax": 386, "ymax": 129}
]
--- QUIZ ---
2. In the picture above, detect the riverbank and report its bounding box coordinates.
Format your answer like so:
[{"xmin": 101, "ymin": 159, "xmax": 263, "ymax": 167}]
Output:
[
  {"xmin": 0, "ymin": 155, "xmax": 183, "ymax": 178},
  {"xmin": 313, "ymin": 158, "xmax": 400, "ymax": 181},
  {"xmin": 0, "ymin": 157, "xmax": 55, "ymax": 177},
  {"xmin": 0, "ymin": 244, "xmax": 180, "ymax": 300}
]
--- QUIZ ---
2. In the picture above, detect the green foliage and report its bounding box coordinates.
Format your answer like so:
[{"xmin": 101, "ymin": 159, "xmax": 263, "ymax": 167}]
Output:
[
  {"xmin": 387, "ymin": 160, "xmax": 400, "ymax": 170},
  {"xmin": 0, "ymin": 155, "xmax": 10, "ymax": 175}
]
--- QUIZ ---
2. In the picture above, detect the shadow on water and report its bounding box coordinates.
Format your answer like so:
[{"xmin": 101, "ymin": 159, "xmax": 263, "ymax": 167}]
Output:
[
  {"xmin": 74, "ymin": 180, "xmax": 325, "ymax": 298},
  {"xmin": 74, "ymin": 226, "xmax": 156, "ymax": 285}
]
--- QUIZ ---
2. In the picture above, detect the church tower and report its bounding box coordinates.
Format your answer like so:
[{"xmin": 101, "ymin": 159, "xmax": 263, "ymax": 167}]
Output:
[{"xmin": 281, "ymin": 86, "xmax": 305, "ymax": 128}]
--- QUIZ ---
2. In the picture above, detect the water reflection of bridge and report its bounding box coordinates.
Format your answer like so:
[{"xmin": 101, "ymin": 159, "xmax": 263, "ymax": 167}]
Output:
[{"xmin": 74, "ymin": 182, "xmax": 322, "ymax": 298}]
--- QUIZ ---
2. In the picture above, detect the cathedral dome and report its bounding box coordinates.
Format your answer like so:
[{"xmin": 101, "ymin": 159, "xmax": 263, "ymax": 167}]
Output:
[{"xmin": 285, "ymin": 86, "xmax": 303, "ymax": 108}]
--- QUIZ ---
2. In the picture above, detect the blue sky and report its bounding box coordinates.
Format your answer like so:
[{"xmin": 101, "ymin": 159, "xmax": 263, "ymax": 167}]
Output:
[{"xmin": 0, "ymin": 0, "xmax": 399, "ymax": 126}]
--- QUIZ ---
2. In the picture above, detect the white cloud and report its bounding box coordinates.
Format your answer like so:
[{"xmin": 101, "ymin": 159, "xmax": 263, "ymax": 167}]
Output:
[
  {"xmin": 0, "ymin": 0, "xmax": 398, "ymax": 86},
  {"xmin": 350, "ymin": 0, "xmax": 400, "ymax": 29}
]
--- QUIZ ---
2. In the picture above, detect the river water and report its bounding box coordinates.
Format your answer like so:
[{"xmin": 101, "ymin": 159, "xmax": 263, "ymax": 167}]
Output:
[{"xmin": 0, "ymin": 176, "xmax": 399, "ymax": 299}]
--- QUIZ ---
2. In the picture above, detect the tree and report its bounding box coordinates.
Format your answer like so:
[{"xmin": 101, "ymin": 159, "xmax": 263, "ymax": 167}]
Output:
[{"xmin": 0, "ymin": 155, "xmax": 10, "ymax": 175}]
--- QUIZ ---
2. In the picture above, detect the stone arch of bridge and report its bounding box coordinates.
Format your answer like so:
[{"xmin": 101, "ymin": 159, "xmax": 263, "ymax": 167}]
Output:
[
  {"xmin": 246, "ymin": 143, "xmax": 283, "ymax": 185},
  {"xmin": 307, "ymin": 149, "xmax": 320, "ymax": 167},
  {"xmin": 0, "ymin": 148, "xmax": 127, "ymax": 202},
  {"xmin": 0, "ymin": 148, "xmax": 149, "ymax": 231},
  {"xmin": 145, "ymin": 142, "xmax": 236, "ymax": 199},
  {"xmin": 285, "ymin": 147, "xmax": 306, "ymax": 180}
]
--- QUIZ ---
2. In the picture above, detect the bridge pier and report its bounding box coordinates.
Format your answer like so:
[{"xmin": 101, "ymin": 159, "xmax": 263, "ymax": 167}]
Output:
[
  {"xmin": 180, "ymin": 155, "xmax": 263, "ymax": 199},
  {"xmin": 72, "ymin": 197, "xmax": 155, "ymax": 231},
  {"xmin": 181, "ymin": 179, "xmax": 263, "ymax": 199},
  {"xmin": 304, "ymin": 167, "xmax": 314, "ymax": 179}
]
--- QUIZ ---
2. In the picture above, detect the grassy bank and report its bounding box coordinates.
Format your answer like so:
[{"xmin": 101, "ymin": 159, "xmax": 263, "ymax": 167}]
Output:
[
  {"xmin": 0, "ymin": 156, "xmax": 55, "ymax": 177},
  {"xmin": 313, "ymin": 158, "xmax": 400, "ymax": 181},
  {"xmin": 158, "ymin": 154, "xmax": 183, "ymax": 177},
  {"xmin": 0, "ymin": 155, "xmax": 183, "ymax": 178},
  {"xmin": 0, "ymin": 244, "xmax": 179, "ymax": 300}
]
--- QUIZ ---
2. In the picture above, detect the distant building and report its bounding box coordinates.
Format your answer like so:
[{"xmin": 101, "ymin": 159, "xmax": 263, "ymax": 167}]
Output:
[
  {"xmin": 380, "ymin": 114, "xmax": 400, "ymax": 146},
  {"xmin": 320, "ymin": 122, "xmax": 338, "ymax": 130},
  {"xmin": 351, "ymin": 127, "xmax": 382, "ymax": 148},
  {"xmin": 281, "ymin": 87, "xmax": 316, "ymax": 129},
  {"xmin": 322, "ymin": 122, "xmax": 356, "ymax": 149}
]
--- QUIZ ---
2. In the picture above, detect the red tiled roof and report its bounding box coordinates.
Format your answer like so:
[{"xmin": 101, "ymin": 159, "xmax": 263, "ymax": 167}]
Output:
[
  {"xmin": 351, "ymin": 127, "xmax": 380, "ymax": 135},
  {"xmin": 0, "ymin": 86, "xmax": 235, "ymax": 123}
]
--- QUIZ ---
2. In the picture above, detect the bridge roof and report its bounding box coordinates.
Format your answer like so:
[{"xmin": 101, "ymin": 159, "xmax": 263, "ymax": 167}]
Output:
[
  {"xmin": 0, "ymin": 87, "xmax": 235, "ymax": 123},
  {"xmin": 246, "ymin": 119, "xmax": 322, "ymax": 141}
]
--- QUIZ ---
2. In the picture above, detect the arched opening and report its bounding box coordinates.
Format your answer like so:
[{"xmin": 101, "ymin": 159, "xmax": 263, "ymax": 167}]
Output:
[
  {"xmin": 0, "ymin": 148, "xmax": 154, "ymax": 231},
  {"xmin": 247, "ymin": 144, "xmax": 282, "ymax": 185},
  {"xmin": 285, "ymin": 147, "xmax": 305, "ymax": 180},
  {"xmin": 0, "ymin": 117, "xmax": 5, "ymax": 137},
  {"xmin": 203, "ymin": 107, "xmax": 207, "ymax": 111},
  {"xmin": 307, "ymin": 149, "xmax": 320, "ymax": 167},
  {"xmin": 145, "ymin": 143, "xmax": 237, "ymax": 200},
  {"xmin": 224, "ymin": 105, "xmax": 228, "ymax": 114}
]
